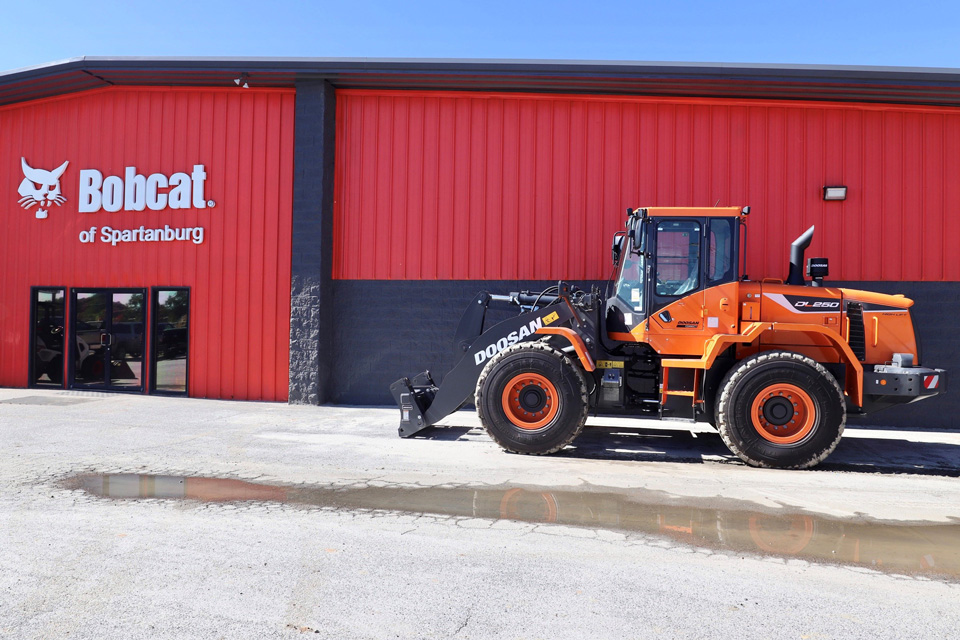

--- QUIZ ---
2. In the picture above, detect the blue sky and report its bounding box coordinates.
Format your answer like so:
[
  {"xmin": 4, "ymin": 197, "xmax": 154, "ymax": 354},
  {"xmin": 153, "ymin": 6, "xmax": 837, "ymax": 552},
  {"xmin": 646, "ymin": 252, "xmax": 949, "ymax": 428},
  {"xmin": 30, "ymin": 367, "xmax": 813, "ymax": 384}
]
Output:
[{"xmin": 1, "ymin": 0, "xmax": 958, "ymax": 72}]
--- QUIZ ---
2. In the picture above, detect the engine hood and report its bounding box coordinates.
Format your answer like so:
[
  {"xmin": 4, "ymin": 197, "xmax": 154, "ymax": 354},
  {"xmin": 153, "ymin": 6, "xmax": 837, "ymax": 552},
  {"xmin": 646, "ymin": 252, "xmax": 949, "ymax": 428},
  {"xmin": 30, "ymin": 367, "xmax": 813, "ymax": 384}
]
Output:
[{"xmin": 839, "ymin": 288, "xmax": 913, "ymax": 310}]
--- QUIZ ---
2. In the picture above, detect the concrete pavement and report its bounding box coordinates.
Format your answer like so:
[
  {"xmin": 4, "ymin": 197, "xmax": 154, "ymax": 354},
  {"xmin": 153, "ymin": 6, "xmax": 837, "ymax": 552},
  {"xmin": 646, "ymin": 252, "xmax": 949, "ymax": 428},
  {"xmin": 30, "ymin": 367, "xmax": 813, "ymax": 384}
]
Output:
[{"xmin": 2, "ymin": 388, "xmax": 959, "ymax": 639}]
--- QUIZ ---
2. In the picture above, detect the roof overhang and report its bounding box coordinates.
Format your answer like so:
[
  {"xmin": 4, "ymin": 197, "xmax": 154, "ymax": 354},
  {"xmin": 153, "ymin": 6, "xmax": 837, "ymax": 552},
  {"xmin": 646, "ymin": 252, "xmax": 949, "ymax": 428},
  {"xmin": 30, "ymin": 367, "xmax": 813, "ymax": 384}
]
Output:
[{"xmin": 5, "ymin": 56, "xmax": 960, "ymax": 108}]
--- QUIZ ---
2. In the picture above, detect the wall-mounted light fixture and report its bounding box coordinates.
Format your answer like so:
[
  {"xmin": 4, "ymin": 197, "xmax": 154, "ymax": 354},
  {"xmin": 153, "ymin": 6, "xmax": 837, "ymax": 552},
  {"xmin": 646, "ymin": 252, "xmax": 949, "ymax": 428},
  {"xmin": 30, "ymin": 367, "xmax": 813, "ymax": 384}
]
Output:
[
  {"xmin": 822, "ymin": 186, "xmax": 847, "ymax": 201},
  {"xmin": 233, "ymin": 73, "xmax": 250, "ymax": 89}
]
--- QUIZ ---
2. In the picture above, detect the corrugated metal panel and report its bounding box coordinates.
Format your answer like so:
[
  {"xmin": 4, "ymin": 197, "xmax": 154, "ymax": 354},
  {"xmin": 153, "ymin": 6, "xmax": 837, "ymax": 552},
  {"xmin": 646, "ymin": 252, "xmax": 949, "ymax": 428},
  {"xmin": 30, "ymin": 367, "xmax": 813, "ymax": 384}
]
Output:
[
  {"xmin": 334, "ymin": 89, "xmax": 960, "ymax": 282},
  {"xmin": 0, "ymin": 86, "xmax": 295, "ymax": 400}
]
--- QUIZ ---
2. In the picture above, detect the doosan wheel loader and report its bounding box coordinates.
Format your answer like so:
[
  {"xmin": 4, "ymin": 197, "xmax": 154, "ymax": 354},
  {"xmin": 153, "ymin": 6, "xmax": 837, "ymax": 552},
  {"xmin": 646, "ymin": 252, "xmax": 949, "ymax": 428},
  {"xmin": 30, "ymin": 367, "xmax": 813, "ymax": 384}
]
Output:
[{"xmin": 391, "ymin": 207, "xmax": 946, "ymax": 469}]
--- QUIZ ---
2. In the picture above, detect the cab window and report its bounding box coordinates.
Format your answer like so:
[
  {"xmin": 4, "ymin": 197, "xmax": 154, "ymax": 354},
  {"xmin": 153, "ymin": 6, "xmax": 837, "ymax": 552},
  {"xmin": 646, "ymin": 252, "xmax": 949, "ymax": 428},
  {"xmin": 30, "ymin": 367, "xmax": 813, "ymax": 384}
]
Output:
[
  {"xmin": 707, "ymin": 218, "xmax": 736, "ymax": 285},
  {"xmin": 655, "ymin": 220, "xmax": 700, "ymax": 297},
  {"xmin": 615, "ymin": 250, "xmax": 645, "ymax": 310}
]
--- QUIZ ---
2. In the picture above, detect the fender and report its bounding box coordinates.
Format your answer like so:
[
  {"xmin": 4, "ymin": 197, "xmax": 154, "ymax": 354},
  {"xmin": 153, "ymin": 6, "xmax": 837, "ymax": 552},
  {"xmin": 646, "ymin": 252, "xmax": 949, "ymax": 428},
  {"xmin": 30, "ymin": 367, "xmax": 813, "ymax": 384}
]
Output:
[
  {"xmin": 662, "ymin": 322, "xmax": 864, "ymax": 406},
  {"xmin": 535, "ymin": 326, "xmax": 596, "ymax": 372},
  {"xmin": 766, "ymin": 323, "xmax": 865, "ymax": 407}
]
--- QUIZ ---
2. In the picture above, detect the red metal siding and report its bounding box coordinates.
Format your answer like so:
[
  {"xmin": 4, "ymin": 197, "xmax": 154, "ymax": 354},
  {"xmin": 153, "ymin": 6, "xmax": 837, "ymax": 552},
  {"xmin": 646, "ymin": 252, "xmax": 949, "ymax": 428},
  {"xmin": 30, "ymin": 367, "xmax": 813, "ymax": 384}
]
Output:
[
  {"xmin": 0, "ymin": 87, "xmax": 295, "ymax": 400},
  {"xmin": 334, "ymin": 89, "xmax": 960, "ymax": 282}
]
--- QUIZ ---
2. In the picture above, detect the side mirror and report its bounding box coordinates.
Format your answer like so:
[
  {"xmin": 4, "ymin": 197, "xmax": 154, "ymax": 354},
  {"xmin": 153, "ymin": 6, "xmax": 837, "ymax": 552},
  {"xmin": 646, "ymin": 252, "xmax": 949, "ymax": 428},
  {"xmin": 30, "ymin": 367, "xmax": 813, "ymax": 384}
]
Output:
[
  {"xmin": 630, "ymin": 220, "xmax": 647, "ymax": 253},
  {"xmin": 611, "ymin": 233, "xmax": 626, "ymax": 266}
]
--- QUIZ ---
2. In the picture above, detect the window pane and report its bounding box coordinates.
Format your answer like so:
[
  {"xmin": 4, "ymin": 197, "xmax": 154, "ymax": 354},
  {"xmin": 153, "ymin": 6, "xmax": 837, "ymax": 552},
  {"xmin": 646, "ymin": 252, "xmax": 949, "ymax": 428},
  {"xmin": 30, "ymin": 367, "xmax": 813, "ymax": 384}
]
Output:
[
  {"xmin": 73, "ymin": 292, "xmax": 109, "ymax": 386},
  {"xmin": 32, "ymin": 289, "xmax": 65, "ymax": 387},
  {"xmin": 655, "ymin": 220, "xmax": 701, "ymax": 296},
  {"xmin": 708, "ymin": 219, "xmax": 735, "ymax": 285},
  {"xmin": 110, "ymin": 292, "xmax": 145, "ymax": 389},
  {"xmin": 154, "ymin": 290, "xmax": 189, "ymax": 394},
  {"xmin": 615, "ymin": 252, "xmax": 645, "ymax": 311}
]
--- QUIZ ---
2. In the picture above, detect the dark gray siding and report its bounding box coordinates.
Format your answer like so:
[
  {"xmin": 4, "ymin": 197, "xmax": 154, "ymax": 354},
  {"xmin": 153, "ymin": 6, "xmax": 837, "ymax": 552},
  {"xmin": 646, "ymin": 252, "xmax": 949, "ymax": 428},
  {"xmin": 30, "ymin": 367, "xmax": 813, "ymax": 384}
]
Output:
[
  {"xmin": 327, "ymin": 279, "xmax": 956, "ymax": 430},
  {"xmin": 288, "ymin": 81, "xmax": 336, "ymax": 404}
]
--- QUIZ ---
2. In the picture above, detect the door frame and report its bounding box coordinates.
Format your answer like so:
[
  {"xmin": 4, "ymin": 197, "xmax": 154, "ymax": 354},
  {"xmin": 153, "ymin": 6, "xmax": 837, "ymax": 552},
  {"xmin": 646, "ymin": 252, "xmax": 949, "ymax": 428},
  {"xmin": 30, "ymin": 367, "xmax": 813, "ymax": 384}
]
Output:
[
  {"xmin": 149, "ymin": 286, "xmax": 190, "ymax": 396},
  {"xmin": 29, "ymin": 286, "xmax": 67, "ymax": 389},
  {"xmin": 68, "ymin": 287, "xmax": 148, "ymax": 393}
]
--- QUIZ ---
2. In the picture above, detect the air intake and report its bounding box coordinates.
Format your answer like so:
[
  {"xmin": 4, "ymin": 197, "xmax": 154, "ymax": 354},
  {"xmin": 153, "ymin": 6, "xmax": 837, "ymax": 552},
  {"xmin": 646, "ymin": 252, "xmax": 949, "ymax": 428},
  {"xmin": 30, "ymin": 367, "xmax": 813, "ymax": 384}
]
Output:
[{"xmin": 786, "ymin": 226, "xmax": 815, "ymax": 286}]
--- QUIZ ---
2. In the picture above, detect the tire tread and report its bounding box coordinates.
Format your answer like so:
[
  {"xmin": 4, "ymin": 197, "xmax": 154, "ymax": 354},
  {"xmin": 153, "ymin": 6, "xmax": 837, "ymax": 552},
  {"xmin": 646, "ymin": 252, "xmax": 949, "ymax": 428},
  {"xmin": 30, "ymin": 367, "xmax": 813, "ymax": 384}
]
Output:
[
  {"xmin": 475, "ymin": 340, "xmax": 589, "ymax": 455},
  {"xmin": 715, "ymin": 350, "xmax": 846, "ymax": 469}
]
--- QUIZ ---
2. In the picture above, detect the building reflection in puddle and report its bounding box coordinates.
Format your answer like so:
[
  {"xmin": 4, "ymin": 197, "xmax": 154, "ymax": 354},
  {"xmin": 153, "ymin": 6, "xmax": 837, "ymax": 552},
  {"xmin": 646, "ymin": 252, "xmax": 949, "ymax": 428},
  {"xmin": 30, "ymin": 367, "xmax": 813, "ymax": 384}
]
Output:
[{"xmin": 68, "ymin": 473, "xmax": 960, "ymax": 580}]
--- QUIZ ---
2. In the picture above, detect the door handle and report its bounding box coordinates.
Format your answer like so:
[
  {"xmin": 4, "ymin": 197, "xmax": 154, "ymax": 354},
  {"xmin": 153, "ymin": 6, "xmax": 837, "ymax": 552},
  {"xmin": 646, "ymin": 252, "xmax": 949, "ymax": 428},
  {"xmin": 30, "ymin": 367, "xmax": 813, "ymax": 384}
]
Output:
[
  {"xmin": 100, "ymin": 333, "xmax": 112, "ymax": 346},
  {"xmin": 719, "ymin": 297, "xmax": 730, "ymax": 310}
]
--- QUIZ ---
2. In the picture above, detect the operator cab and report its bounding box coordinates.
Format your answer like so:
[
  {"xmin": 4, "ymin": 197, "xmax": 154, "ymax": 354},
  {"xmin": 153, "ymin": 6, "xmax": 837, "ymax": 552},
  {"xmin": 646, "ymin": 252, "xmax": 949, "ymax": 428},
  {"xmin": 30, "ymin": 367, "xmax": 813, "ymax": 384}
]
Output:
[{"xmin": 606, "ymin": 207, "xmax": 745, "ymax": 338}]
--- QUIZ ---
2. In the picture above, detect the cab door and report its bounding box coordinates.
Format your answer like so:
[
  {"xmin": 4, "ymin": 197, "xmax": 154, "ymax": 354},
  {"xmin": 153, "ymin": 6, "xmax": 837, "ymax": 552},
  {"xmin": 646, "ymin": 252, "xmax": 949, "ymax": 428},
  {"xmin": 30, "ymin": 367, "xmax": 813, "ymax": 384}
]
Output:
[
  {"xmin": 700, "ymin": 218, "xmax": 741, "ymax": 336},
  {"xmin": 648, "ymin": 218, "xmax": 708, "ymax": 345},
  {"xmin": 645, "ymin": 217, "xmax": 740, "ymax": 356}
]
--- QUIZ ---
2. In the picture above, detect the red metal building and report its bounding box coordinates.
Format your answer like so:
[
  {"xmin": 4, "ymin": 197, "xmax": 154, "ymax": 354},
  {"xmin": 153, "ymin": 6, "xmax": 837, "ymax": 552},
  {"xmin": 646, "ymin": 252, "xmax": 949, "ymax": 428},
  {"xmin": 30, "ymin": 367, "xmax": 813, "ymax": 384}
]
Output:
[
  {"xmin": 0, "ymin": 86, "xmax": 295, "ymax": 400},
  {"xmin": 0, "ymin": 57, "xmax": 959, "ymax": 427},
  {"xmin": 334, "ymin": 89, "xmax": 960, "ymax": 282}
]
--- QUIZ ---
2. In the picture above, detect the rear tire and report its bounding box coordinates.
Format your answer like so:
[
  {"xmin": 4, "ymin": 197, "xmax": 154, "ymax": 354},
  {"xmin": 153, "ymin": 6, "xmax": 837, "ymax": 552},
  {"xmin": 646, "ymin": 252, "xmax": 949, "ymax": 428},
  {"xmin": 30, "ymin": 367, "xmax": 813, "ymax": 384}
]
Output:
[
  {"xmin": 715, "ymin": 351, "xmax": 845, "ymax": 469},
  {"xmin": 476, "ymin": 341, "xmax": 588, "ymax": 455}
]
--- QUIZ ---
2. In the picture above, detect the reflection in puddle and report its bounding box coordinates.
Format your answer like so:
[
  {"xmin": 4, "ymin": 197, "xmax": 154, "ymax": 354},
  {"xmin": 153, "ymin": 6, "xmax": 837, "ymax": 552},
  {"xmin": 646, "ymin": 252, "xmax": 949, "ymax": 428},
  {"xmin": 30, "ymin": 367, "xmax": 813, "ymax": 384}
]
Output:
[{"xmin": 67, "ymin": 474, "xmax": 960, "ymax": 580}]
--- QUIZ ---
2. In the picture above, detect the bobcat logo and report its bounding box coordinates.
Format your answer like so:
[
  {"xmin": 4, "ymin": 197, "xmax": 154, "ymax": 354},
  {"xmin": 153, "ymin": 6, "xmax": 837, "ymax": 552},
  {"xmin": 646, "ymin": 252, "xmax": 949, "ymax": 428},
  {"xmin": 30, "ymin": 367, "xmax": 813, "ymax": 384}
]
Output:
[{"xmin": 18, "ymin": 157, "xmax": 69, "ymax": 219}]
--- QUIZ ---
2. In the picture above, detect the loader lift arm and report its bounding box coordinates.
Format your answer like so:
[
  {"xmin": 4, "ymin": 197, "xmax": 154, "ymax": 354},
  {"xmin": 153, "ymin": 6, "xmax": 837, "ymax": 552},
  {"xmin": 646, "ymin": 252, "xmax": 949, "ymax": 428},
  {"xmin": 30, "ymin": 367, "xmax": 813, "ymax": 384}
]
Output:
[{"xmin": 391, "ymin": 283, "xmax": 595, "ymax": 437}]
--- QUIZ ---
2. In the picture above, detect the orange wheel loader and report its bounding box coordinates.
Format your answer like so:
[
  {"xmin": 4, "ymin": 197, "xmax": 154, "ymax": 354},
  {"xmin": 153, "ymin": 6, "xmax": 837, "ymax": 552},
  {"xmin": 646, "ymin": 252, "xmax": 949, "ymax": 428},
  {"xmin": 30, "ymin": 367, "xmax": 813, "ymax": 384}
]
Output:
[{"xmin": 391, "ymin": 207, "xmax": 946, "ymax": 469}]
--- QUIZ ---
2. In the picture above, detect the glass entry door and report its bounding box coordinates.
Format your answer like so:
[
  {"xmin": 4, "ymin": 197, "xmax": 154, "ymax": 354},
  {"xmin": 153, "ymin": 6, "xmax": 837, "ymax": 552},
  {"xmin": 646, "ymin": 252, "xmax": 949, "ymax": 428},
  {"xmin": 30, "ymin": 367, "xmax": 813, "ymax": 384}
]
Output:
[
  {"xmin": 151, "ymin": 288, "xmax": 190, "ymax": 395},
  {"xmin": 31, "ymin": 288, "xmax": 66, "ymax": 387},
  {"xmin": 71, "ymin": 289, "xmax": 146, "ymax": 391}
]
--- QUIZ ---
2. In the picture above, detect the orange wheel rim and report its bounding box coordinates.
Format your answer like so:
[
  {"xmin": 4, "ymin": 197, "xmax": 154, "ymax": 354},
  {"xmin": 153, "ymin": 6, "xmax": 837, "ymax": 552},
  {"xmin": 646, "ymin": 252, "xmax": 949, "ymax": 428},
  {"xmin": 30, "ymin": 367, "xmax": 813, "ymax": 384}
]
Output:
[
  {"xmin": 747, "ymin": 514, "xmax": 815, "ymax": 554},
  {"xmin": 501, "ymin": 373, "xmax": 560, "ymax": 430},
  {"xmin": 750, "ymin": 383, "xmax": 816, "ymax": 444},
  {"xmin": 498, "ymin": 488, "xmax": 559, "ymax": 523}
]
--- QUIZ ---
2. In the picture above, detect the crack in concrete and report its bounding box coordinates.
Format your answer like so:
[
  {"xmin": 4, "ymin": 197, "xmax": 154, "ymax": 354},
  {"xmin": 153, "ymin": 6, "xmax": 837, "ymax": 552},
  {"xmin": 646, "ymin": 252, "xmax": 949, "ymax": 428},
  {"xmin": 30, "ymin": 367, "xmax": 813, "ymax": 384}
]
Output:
[{"xmin": 453, "ymin": 609, "xmax": 473, "ymax": 636}]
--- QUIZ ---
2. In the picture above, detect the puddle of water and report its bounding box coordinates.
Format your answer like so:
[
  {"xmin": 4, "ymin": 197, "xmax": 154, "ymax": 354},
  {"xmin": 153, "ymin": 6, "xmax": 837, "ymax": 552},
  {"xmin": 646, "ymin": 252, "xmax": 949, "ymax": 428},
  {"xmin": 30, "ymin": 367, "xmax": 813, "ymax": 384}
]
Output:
[{"xmin": 65, "ymin": 473, "xmax": 960, "ymax": 581}]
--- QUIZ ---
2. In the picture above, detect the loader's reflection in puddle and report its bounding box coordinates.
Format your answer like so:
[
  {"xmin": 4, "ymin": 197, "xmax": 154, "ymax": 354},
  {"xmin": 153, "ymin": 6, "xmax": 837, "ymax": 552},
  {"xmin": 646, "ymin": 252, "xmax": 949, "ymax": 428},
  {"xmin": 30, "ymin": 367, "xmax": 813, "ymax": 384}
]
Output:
[{"xmin": 67, "ymin": 473, "xmax": 960, "ymax": 581}]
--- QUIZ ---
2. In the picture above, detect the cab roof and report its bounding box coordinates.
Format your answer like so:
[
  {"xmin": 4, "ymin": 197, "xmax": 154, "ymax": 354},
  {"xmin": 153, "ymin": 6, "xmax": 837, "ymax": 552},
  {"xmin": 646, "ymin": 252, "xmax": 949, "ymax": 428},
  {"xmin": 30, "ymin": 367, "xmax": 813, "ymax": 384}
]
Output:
[{"xmin": 639, "ymin": 206, "xmax": 747, "ymax": 218}]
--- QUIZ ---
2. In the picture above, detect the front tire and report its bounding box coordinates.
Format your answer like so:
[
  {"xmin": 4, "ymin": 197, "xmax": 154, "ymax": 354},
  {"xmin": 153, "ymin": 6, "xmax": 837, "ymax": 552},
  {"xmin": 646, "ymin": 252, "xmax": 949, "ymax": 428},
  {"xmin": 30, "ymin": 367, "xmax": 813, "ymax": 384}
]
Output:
[
  {"xmin": 715, "ymin": 351, "xmax": 845, "ymax": 469},
  {"xmin": 476, "ymin": 341, "xmax": 588, "ymax": 455}
]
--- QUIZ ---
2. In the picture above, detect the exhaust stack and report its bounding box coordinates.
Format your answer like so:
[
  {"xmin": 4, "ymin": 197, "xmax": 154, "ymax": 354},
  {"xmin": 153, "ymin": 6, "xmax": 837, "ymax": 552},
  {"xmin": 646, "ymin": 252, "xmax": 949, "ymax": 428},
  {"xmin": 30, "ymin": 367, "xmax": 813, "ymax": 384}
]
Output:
[{"xmin": 786, "ymin": 225, "xmax": 815, "ymax": 286}]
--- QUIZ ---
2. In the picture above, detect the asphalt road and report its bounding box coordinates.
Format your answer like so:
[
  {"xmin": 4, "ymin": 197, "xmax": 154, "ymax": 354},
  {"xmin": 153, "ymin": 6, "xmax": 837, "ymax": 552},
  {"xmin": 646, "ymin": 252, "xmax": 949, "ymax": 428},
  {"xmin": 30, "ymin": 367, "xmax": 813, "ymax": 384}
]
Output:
[{"xmin": 2, "ymin": 388, "xmax": 959, "ymax": 639}]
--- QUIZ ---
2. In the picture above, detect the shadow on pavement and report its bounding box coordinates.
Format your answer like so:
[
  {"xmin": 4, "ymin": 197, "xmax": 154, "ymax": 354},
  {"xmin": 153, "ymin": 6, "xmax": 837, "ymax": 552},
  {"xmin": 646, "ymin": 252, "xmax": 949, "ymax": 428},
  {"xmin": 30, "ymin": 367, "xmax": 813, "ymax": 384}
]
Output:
[
  {"xmin": 560, "ymin": 427, "xmax": 730, "ymax": 464},
  {"xmin": 820, "ymin": 436, "xmax": 960, "ymax": 477},
  {"xmin": 414, "ymin": 424, "xmax": 960, "ymax": 477},
  {"xmin": 410, "ymin": 426, "xmax": 476, "ymax": 441}
]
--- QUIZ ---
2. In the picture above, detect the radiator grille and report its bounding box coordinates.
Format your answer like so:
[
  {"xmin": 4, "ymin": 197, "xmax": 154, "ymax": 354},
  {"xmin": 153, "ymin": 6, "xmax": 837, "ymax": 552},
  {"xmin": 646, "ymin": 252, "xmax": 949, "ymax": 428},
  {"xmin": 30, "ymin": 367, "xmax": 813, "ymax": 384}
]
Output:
[{"xmin": 846, "ymin": 302, "xmax": 867, "ymax": 361}]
